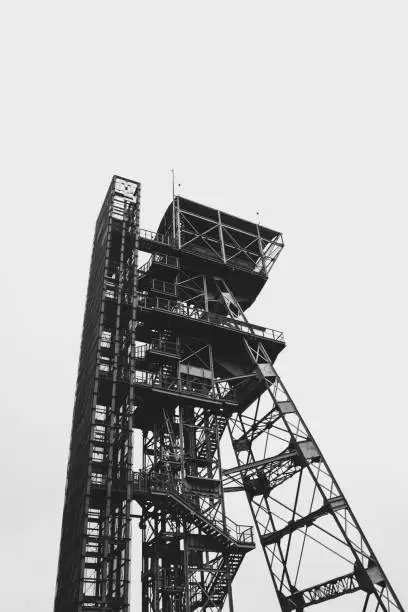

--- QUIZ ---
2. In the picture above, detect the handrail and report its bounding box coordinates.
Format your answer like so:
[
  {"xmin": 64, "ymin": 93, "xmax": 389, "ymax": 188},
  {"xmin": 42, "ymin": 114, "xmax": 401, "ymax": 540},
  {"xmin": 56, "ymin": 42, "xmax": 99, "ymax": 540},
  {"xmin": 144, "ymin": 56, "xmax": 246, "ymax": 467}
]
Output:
[
  {"xmin": 138, "ymin": 252, "xmax": 180, "ymax": 277},
  {"xmin": 139, "ymin": 228, "xmax": 177, "ymax": 247},
  {"xmin": 138, "ymin": 227, "xmax": 282, "ymax": 276},
  {"xmin": 134, "ymin": 340, "xmax": 179, "ymax": 360},
  {"xmin": 150, "ymin": 279, "xmax": 177, "ymax": 295},
  {"xmin": 136, "ymin": 294, "xmax": 285, "ymax": 343},
  {"xmin": 133, "ymin": 470, "xmax": 254, "ymax": 545},
  {"xmin": 137, "ymin": 260, "xmax": 151, "ymax": 275},
  {"xmin": 97, "ymin": 361, "xmax": 236, "ymax": 403},
  {"xmin": 151, "ymin": 338, "xmax": 179, "ymax": 354},
  {"xmin": 132, "ymin": 370, "xmax": 236, "ymax": 403}
]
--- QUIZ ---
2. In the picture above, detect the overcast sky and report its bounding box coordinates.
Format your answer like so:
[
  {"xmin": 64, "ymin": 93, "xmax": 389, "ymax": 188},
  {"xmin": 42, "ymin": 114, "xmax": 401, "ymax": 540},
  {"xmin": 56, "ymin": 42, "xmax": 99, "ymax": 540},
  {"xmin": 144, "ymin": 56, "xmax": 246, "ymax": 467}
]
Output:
[{"xmin": 1, "ymin": 2, "xmax": 407, "ymax": 611}]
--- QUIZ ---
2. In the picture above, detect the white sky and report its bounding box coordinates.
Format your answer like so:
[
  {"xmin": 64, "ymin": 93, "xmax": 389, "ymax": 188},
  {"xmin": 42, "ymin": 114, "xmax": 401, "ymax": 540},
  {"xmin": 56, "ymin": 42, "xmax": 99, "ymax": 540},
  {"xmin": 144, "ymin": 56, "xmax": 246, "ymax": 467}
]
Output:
[{"xmin": 1, "ymin": 2, "xmax": 407, "ymax": 611}]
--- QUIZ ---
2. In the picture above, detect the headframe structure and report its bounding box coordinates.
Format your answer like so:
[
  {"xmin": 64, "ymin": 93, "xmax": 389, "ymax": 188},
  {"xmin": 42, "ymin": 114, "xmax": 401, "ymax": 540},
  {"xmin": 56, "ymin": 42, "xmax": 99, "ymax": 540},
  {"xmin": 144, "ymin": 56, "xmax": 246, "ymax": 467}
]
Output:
[{"xmin": 54, "ymin": 175, "xmax": 404, "ymax": 612}]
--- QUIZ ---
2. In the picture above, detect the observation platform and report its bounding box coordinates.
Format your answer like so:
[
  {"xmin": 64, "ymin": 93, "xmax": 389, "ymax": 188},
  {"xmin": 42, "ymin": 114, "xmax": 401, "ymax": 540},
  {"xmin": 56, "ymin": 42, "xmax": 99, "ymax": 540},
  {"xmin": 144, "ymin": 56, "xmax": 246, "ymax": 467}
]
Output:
[
  {"xmin": 134, "ymin": 294, "xmax": 285, "ymax": 366},
  {"xmin": 137, "ymin": 196, "xmax": 284, "ymax": 308}
]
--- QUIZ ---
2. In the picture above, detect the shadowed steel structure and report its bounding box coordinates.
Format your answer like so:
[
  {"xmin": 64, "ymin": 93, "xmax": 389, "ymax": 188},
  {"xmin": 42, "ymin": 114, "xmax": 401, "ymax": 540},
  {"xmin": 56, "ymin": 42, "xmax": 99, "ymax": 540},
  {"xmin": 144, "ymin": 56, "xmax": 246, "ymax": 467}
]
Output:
[{"xmin": 54, "ymin": 176, "xmax": 405, "ymax": 612}]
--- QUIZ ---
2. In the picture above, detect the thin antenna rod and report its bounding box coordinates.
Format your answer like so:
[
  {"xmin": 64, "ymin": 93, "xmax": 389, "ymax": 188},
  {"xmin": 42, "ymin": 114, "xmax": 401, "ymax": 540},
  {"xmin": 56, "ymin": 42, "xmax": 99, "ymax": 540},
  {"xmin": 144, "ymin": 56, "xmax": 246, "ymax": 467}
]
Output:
[
  {"xmin": 171, "ymin": 168, "xmax": 175, "ymax": 202},
  {"xmin": 171, "ymin": 169, "xmax": 176, "ymax": 240}
]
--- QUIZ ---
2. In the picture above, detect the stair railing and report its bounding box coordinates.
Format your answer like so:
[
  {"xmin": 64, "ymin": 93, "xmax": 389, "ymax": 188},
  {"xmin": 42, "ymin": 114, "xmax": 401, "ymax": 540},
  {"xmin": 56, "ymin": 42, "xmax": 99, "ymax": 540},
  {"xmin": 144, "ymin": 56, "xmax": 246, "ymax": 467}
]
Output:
[{"xmin": 132, "ymin": 469, "xmax": 254, "ymax": 545}]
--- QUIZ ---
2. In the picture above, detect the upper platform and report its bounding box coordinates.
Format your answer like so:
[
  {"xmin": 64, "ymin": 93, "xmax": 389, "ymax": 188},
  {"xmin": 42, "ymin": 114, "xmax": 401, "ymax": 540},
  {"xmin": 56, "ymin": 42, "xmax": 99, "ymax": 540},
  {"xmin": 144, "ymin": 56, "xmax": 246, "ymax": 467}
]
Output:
[{"xmin": 138, "ymin": 196, "xmax": 283, "ymax": 307}]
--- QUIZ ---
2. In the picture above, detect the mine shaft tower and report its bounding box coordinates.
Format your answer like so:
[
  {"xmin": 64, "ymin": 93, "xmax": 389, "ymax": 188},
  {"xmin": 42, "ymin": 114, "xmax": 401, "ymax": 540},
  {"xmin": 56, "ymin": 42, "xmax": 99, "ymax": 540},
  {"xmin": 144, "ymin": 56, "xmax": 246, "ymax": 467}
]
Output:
[{"xmin": 55, "ymin": 176, "xmax": 404, "ymax": 612}]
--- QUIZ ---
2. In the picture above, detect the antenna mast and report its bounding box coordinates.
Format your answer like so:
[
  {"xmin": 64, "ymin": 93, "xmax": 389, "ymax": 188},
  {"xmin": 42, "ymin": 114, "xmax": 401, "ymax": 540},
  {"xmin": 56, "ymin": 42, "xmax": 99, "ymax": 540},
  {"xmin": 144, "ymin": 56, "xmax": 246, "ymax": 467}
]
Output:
[{"xmin": 171, "ymin": 168, "xmax": 176, "ymax": 240}]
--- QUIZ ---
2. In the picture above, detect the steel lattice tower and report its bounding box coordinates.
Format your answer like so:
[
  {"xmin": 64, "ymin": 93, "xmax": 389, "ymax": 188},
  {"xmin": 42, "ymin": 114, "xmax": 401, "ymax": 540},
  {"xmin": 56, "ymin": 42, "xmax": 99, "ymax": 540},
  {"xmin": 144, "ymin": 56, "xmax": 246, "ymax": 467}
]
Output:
[{"xmin": 55, "ymin": 175, "xmax": 404, "ymax": 612}]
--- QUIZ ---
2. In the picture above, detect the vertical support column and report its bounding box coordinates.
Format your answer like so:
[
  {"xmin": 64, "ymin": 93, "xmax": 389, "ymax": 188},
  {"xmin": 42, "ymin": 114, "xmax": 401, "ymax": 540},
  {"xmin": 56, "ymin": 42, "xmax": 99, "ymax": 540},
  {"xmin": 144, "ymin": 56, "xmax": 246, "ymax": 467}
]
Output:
[
  {"xmin": 183, "ymin": 520, "xmax": 191, "ymax": 612},
  {"xmin": 103, "ymin": 180, "xmax": 138, "ymax": 610},
  {"xmin": 178, "ymin": 406, "xmax": 186, "ymax": 486},
  {"xmin": 256, "ymin": 222, "xmax": 267, "ymax": 275},
  {"xmin": 218, "ymin": 211, "xmax": 227, "ymax": 263},
  {"xmin": 176, "ymin": 196, "xmax": 182, "ymax": 249},
  {"xmin": 203, "ymin": 274, "xmax": 209, "ymax": 311},
  {"xmin": 102, "ymin": 206, "xmax": 126, "ymax": 605},
  {"xmin": 181, "ymin": 405, "xmax": 192, "ymax": 612},
  {"xmin": 208, "ymin": 342, "xmax": 215, "ymax": 397},
  {"xmin": 125, "ymin": 181, "xmax": 140, "ymax": 607},
  {"xmin": 216, "ymin": 417, "xmax": 234, "ymax": 612}
]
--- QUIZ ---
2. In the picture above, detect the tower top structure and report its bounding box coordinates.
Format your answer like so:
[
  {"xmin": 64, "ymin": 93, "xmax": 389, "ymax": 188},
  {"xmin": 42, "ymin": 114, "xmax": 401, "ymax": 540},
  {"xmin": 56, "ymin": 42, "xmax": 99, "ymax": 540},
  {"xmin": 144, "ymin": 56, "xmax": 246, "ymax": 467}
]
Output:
[{"xmin": 144, "ymin": 192, "xmax": 284, "ymax": 308}]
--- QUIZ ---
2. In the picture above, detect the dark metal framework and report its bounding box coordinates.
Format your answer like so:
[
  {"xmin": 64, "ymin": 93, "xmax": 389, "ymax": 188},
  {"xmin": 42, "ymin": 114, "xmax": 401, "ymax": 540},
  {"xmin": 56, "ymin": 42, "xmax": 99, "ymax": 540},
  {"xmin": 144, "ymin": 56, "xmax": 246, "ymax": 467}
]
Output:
[{"xmin": 55, "ymin": 176, "xmax": 404, "ymax": 612}]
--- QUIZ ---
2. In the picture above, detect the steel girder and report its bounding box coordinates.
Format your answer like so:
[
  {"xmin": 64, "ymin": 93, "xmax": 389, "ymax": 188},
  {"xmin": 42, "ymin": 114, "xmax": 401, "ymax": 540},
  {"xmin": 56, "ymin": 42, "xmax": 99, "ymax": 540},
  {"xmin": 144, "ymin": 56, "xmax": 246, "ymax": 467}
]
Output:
[{"xmin": 225, "ymin": 336, "xmax": 404, "ymax": 612}]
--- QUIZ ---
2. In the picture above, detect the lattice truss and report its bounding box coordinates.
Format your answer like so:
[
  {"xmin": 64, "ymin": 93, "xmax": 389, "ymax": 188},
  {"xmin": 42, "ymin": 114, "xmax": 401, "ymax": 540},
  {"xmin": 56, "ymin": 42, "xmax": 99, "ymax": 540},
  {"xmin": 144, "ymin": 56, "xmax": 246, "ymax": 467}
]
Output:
[
  {"xmin": 224, "ymin": 340, "xmax": 403, "ymax": 612},
  {"xmin": 213, "ymin": 283, "xmax": 404, "ymax": 612},
  {"xmin": 175, "ymin": 201, "xmax": 283, "ymax": 274}
]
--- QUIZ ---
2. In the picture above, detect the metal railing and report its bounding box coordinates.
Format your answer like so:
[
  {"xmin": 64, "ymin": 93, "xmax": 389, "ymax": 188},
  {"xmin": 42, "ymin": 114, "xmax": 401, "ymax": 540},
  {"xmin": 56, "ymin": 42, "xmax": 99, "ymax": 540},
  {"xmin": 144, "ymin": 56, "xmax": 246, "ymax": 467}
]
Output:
[
  {"xmin": 137, "ymin": 294, "xmax": 285, "ymax": 342},
  {"xmin": 151, "ymin": 338, "xmax": 179, "ymax": 355},
  {"xmin": 138, "ymin": 252, "xmax": 179, "ymax": 277},
  {"xmin": 150, "ymin": 278, "xmax": 177, "ymax": 295},
  {"xmin": 139, "ymin": 228, "xmax": 177, "ymax": 247},
  {"xmin": 134, "ymin": 340, "xmax": 179, "ymax": 361},
  {"xmin": 134, "ymin": 345, "xmax": 147, "ymax": 360},
  {"xmin": 133, "ymin": 470, "xmax": 254, "ymax": 545},
  {"xmin": 98, "ymin": 360, "xmax": 237, "ymax": 403},
  {"xmin": 138, "ymin": 227, "xmax": 283, "ymax": 276},
  {"xmin": 132, "ymin": 370, "xmax": 236, "ymax": 403}
]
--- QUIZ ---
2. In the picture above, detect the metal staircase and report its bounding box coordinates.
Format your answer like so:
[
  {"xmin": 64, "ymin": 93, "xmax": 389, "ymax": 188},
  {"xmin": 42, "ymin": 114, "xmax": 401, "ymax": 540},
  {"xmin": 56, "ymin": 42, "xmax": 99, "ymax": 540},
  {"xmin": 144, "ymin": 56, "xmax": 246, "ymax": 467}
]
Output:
[
  {"xmin": 134, "ymin": 468, "xmax": 254, "ymax": 611},
  {"xmin": 133, "ymin": 470, "xmax": 254, "ymax": 550},
  {"xmin": 202, "ymin": 552, "xmax": 245, "ymax": 610}
]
